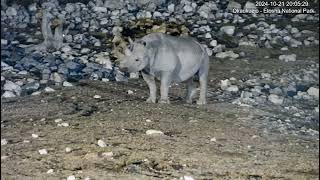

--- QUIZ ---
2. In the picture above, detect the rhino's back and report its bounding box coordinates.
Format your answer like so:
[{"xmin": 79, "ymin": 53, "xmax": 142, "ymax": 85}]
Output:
[
  {"xmin": 163, "ymin": 34, "xmax": 206, "ymax": 82},
  {"xmin": 143, "ymin": 33, "xmax": 207, "ymax": 82}
]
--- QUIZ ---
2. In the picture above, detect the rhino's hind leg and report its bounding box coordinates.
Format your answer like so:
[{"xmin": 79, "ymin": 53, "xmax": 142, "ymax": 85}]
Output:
[
  {"xmin": 142, "ymin": 72, "xmax": 157, "ymax": 103},
  {"xmin": 159, "ymin": 72, "xmax": 172, "ymax": 104},
  {"xmin": 197, "ymin": 61, "xmax": 209, "ymax": 105},
  {"xmin": 185, "ymin": 78, "xmax": 197, "ymax": 104}
]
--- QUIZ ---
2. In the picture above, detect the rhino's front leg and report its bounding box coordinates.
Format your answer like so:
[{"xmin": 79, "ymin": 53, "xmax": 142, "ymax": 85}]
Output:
[
  {"xmin": 142, "ymin": 72, "xmax": 156, "ymax": 103},
  {"xmin": 159, "ymin": 72, "xmax": 172, "ymax": 104}
]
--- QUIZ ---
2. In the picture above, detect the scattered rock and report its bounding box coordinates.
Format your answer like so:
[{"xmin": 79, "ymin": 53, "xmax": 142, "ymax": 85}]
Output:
[
  {"xmin": 38, "ymin": 149, "xmax": 48, "ymax": 155},
  {"xmin": 146, "ymin": 129, "xmax": 164, "ymax": 135},
  {"xmin": 65, "ymin": 147, "xmax": 72, "ymax": 153},
  {"xmin": 279, "ymin": 54, "xmax": 297, "ymax": 62},
  {"xmin": 47, "ymin": 169, "xmax": 54, "ymax": 174},
  {"xmin": 268, "ymin": 94, "xmax": 284, "ymax": 105},
  {"xmin": 63, "ymin": 81, "xmax": 73, "ymax": 87},
  {"xmin": 67, "ymin": 175, "xmax": 76, "ymax": 180},
  {"xmin": 32, "ymin": 134, "xmax": 39, "ymax": 138},
  {"xmin": 215, "ymin": 51, "xmax": 239, "ymax": 60},
  {"xmin": 1, "ymin": 139, "xmax": 8, "ymax": 146},
  {"xmin": 307, "ymin": 87, "xmax": 319, "ymax": 98},
  {"xmin": 98, "ymin": 139, "xmax": 107, "ymax": 147},
  {"xmin": 220, "ymin": 26, "xmax": 236, "ymax": 36}
]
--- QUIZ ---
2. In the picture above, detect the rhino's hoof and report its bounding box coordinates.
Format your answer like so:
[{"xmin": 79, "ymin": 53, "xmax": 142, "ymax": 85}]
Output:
[
  {"xmin": 159, "ymin": 99, "xmax": 170, "ymax": 104},
  {"xmin": 196, "ymin": 99, "xmax": 207, "ymax": 105},
  {"xmin": 146, "ymin": 97, "xmax": 156, "ymax": 103}
]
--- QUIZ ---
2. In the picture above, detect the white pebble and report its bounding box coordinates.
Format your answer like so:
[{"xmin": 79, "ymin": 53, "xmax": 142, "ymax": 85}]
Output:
[
  {"xmin": 127, "ymin": 90, "xmax": 134, "ymax": 95},
  {"xmin": 65, "ymin": 147, "xmax": 72, "ymax": 153},
  {"xmin": 47, "ymin": 169, "xmax": 54, "ymax": 174},
  {"xmin": 93, "ymin": 95, "xmax": 101, "ymax": 99},
  {"xmin": 146, "ymin": 129, "xmax": 164, "ymax": 135},
  {"xmin": 38, "ymin": 149, "xmax": 48, "ymax": 155},
  {"xmin": 32, "ymin": 134, "xmax": 39, "ymax": 138},
  {"xmin": 44, "ymin": 87, "xmax": 55, "ymax": 92},
  {"xmin": 98, "ymin": 139, "xmax": 107, "ymax": 147},
  {"xmin": 67, "ymin": 175, "xmax": 76, "ymax": 180},
  {"xmin": 58, "ymin": 122, "xmax": 69, "ymax": 127},
  {"xmin": 1, "ymin": 139, "xmax": 8, "ymax": 145},
  {"xmin": 146, "ymin": 119, "xmax": 152, "ymax": 123},
  {"xmin": 63, "ymin": 81, "xmax": 73, "ymax": 87},
  {"xmin": 1, "ymin": 156, "xmax": 9, "ymax": 160},
  {"xmin": 181, "ymin": 176, "xmax": 194, "ymax": 180},
  {"xmin": 210, "ymin": 137, "xmax": 217, "ymax": 142},
  {"xmin": 54, "ymin": 118, "xmax": 63, "ymax": 123}
]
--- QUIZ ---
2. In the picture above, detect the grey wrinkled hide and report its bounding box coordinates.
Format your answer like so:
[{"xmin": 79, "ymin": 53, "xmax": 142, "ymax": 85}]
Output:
[{"xmin": 119, "ymin": 33, "xmax": 209, "ymax": 105}]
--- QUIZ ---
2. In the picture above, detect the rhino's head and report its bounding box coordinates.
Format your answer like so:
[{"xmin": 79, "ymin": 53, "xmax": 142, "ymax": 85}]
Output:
[{"xmin": 118, "ymin": 38, "xmax": 149, "ymax": 73}]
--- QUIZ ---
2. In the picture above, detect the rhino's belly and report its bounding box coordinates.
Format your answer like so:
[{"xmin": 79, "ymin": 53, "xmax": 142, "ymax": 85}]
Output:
[{"xmin": 173, "ymin": 53, "xmax": 203, "ymax": 82}]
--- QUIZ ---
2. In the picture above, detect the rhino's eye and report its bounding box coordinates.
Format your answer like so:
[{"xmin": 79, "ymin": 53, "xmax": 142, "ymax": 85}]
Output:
[{"xmin": 135, "ymin": 59, "xmax": 139, "ymax": 62}]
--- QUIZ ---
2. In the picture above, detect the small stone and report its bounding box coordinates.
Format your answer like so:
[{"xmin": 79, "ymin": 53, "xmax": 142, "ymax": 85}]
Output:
[
  {"xmin": 210, "ymin": 137, "xmax": 217, "ymax": 142},
  {"xmin": 80, "ymin": 48, "xmax": 90, "ymax": 54},
  {"xmin": 4, "ymin": 80, "xmax": 21, "ymax": 95},
  {"xmin": 220, "ymin": 79, "xmax": 231, "ymax": 90},
  {"xmin": 1, "ymin": 156, "xmax": 9, "ymax": 160},
  {"xmin": 307, "ymin": 87, "xmax": 319, "ymax": 98},
  {"xmin": 31, "ymin": 91, "xmax": 41, "ymax": 96},
  {"xmin": 47, "ymin": 169, "xmax": 54, "ymax": 174},
  {"xmin": 220, "ymin": 26, "xmax": 236, "ymax": 36},
  {"xmin": 205, "ymin": 33, "xmax": 212, "ymax": 39},
  {"xmin": 226, "ymin": 85, "xmax": 239, "ymax": 92},
  {"xmin": 146, "ymin": 119, "xmax": 152, "ymax": 123},
  {"xmin": 181, "ymin": 176, "xmax": 194, "ymax": 180},
  {"xmin": 94, "ymin": 95, "xmax": 101, "ymax": 99},
  {"xmin": 67, "ymin": 175, "xmax": 76, "ymax": 180},
  {"xmin": 61, "ymin": 46, "xmax": 72, "ymax": 53},
  {"xmin": 63, "ymin": 81, "xmax": 73, "ymax": 87},
  {"xmin": 98, "ymin": 139, "xmax": 107, "ymax": 147},
  {"xmin": 2, "ymin": 91, "xmax": 16, "ymax": 98},
  {"xmin": 38, "ymin": 149, "xmax": 48, "ymax": 155},
  {"xmin": 102, "ymin": 151, "xmax": 113, "ymax": 157},
  {"xmin": 44, "ymin": 87, "xmax": 55, "ymax": 92},
  {"xmin": 146, "ymin": 129, "xmax": 164, "ymax": 135},
  {"xmin": 54, "ymin": 118, "xmax": 63, "ymax": 123},
  {"xmin": 168, "ymin": 4, "xmax": 175, "ymax": 12},
  {"xmin": 65, "ymin": 147, "xmax": 72, "ymax": 153},
  {"xmin": 279, "ymin": 54, "xmax": 296, "ymax": 62},
  {"xmin": 215, "ymin": 51, "xmax": 239, "ymax": 60},
  {"xmin": 1, "ymin": 139, "xmax": 8, "ymax": 146},
  {"xmin": 1, "ymin": 39, "xmax": 8, "ymax": 46},
  {"xmin": 32, "ymin": 134, "xmax": 39, "ymax": 138},
  {"xmin": 57, "ymin": 122, "xmax": 69, "ymax": 127},
  {"xmin": 209, "ymin": 40, "xmax": 217, "ymax": 47},
  {"xmin": 268, "ymin": 94, "xmax": 284, "ymax": 105},
  {"xmin": 127, "ymin": 90, "xmax": 134, "ymax": 95},
  {"xmin": 183, "ymin": 5, "xmax": 193, "ymax": 13}
]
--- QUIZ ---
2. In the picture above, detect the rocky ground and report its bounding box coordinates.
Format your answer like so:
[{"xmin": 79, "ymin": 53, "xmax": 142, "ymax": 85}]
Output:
[{"xmin": 1, "ymin": 0, "xmax": 319, "ymax": 179}]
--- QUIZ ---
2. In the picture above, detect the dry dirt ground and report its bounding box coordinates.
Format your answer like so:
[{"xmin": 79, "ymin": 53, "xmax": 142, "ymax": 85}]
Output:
[{"xmin": 1, "ymin": 47, "xmax": 319, "ymax": 179}]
